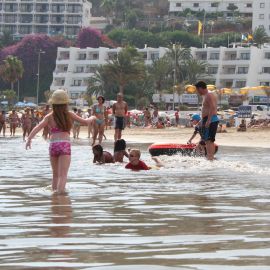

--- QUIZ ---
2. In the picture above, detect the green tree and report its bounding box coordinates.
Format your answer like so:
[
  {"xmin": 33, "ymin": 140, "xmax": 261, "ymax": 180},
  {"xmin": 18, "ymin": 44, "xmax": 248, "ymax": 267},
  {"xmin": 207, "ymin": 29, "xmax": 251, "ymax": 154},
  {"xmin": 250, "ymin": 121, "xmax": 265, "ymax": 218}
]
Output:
[
  {"xmin": 165, "ymin": 44, "xmax": 192, "ymax": 85},
  {"xmin": 1, "ymin": 89, "xmax": 17, "ymax": 106},
  {"xmin": 103, "ymin": 46, "xmax": 145, "ymax": 94},
  {"xmin": 86, "ymin": 66, "xmax": 108, "ymax": 97},
  {"xmin": 147, "ymin": 57, "xmax": 171, "ymax": 93},
  {"xmin": 0, "ymin": 31, "xmax": 14, "ymax": 48},
  {"xmin": 253, "ymin": 27, "xmax": 270, "ymax": 48},
  {"xmin": 100, "ymin": 0, "xmax": 116, "ymax": 24},
  {"xmin": 184, "ymin": 57, "xmax": 208, "ymax": 84},
  {"xmin": 0, "ymin": 55, "xmax": 24, "ymax": 91}
]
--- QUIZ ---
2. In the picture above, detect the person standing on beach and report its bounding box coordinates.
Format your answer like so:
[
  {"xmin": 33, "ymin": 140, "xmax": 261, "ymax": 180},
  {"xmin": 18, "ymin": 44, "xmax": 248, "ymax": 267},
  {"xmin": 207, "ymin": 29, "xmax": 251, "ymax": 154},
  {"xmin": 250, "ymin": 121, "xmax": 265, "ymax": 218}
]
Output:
[
  {"xmin": 9, "ymin": 109, "xmax": 19, "ymax": 136},
  {"xmin": 112, "ymin": 93, "xmax": 128, "ymax": 141},
  {"xmin": 92, "ymin": 96, "xmax": 107, "ymax": 146},
  {"xmin": 21, "ymin": 107, "xmax": 32, "ymax": 141},
  {"xmin": 25, "ymin": 89, "xmax": 94, "ymax": 194},
  {"xmin": 0, "ymin": 111, "xmax": 7, "ymax": 137},
  {"xmin": 195, "ymin": 81, "xmax": 219, "ymax": 161}
]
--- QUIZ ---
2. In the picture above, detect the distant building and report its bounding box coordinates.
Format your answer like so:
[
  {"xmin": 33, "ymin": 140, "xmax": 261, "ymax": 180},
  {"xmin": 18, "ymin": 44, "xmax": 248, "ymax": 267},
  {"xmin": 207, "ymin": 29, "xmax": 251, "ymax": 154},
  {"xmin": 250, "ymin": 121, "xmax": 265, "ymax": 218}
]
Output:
[
  {"xmin": 252, "ymin": 0, "xmax": 270, "ymax": 35},
  {"xmin": 169, "ymin": 0, "xmax": 253, "ymax": 16},
  {"xmin": 0, "ymin": 0, "xmax": 92, "ymax": 39},
  {"xmin": 50, "ymin": 46, "xmax": 167, "ymax": 100},
  {"xmin": 192, "ymin": 44, "xmax": 270, "ymax": 98}
]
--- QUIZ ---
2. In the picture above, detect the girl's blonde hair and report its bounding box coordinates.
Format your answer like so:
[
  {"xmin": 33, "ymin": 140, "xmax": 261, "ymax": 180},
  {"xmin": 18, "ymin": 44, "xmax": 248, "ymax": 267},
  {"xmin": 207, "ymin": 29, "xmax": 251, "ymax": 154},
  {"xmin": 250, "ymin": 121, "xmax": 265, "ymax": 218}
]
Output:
[{"xmin": 52, "ymin": 104, "xmax": 72, "ymax": 132}]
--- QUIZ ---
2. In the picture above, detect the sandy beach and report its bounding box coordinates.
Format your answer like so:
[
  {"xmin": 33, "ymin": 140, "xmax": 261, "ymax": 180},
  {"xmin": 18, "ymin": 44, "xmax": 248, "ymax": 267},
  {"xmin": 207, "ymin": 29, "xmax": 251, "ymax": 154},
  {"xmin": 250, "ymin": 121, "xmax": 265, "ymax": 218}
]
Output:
[
  {"xmin": 76, "ymin": 126, "xmax": 270, "ymax": 148},
  {"xmin": 6, "ymin": 125, "xmax": 270, "ymax": 148}
]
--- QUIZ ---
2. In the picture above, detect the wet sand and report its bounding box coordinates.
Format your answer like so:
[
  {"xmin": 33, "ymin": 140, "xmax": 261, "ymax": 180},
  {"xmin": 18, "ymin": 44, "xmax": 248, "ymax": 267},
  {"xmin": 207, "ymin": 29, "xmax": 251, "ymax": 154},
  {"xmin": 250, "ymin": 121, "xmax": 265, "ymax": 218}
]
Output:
[
  {"xmin": 10, "ymin": 126, "xmax": 270, "ymax": 148},
  {"xmin": 80, "ymin": 126, "xmax": 270, "ymax": 148}
]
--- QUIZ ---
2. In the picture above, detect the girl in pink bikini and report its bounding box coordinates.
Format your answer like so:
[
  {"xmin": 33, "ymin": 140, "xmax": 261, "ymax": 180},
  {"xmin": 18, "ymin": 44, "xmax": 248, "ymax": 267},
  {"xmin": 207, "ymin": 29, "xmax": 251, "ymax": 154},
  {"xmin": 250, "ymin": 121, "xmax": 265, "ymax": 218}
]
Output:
[{"xmin": 26, "ymin": 89, "xmax": 94, "ymax": 194}]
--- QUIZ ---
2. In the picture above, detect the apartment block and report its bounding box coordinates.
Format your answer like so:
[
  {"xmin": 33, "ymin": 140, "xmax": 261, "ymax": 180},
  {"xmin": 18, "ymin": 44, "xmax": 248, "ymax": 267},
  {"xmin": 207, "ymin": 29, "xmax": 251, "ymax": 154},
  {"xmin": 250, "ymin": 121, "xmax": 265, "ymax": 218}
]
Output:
[
  {"xmin": 50, "ymin": 46, "xmax": 167, "ymax": 99},
  {"xmin": 192, "ymin": 45, "xmax": 270, "ymax": 97},
  {"xmin": 252, "ymin": 0, "xmax": 270, "ymax": 35},
  {"xmin": 0, "ymin": 0, "xmax": 92, "ymax": 38},
  {"xmin": 169, "ymin": 0, "xmax": 253, "ymax": 16}
]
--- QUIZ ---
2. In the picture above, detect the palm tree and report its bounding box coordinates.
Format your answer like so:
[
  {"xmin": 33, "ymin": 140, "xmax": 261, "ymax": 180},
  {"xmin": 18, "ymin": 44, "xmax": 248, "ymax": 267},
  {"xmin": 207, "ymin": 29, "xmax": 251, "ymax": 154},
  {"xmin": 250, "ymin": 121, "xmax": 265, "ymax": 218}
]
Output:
[
  {"xmin": 147, "ymin": 57, "xmax": 171, "ymax": 94},
  {"xmin": 0, "ymin": 31, "xmax": 14, "ymax": 48},
  {"xmin": 2, "ymin": 89, "xmax": 17, "ymax": 107},
  {"xmin": 165, "ymin": 44, "xmax": 192, "ymax": 85},
  {"xmin": 185, "ymin": 57, "xmax": 208, "ymax": 84},
  {"xmin": 253, "ymin": 27, "xmax": 270, "ymax": 48},
  {"xmin": 103, "ymin": 46, "xmax": 145, "ymax": 94},
  {"xmin": 100, "ymin": 0, "xmax": 115, "ymax": 24},
  {"xmin": 0, "ymin": 55, "xmax": 24, "ymax": 91},
  {"xmin": 86, "ymin": 66, "xmax": 107, "ymax": 97}
]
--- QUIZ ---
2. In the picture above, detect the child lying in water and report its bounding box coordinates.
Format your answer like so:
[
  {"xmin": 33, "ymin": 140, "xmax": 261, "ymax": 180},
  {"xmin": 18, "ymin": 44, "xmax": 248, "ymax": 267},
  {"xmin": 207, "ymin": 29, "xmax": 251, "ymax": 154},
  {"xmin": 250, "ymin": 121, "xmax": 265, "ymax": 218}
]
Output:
[
  {"xmin": 92, "ymin": 144, "xmax": 114, "ymax": 164},
  {"xmin": 125, "ymin": 148, "xmax": 163, "ymax": 170}
]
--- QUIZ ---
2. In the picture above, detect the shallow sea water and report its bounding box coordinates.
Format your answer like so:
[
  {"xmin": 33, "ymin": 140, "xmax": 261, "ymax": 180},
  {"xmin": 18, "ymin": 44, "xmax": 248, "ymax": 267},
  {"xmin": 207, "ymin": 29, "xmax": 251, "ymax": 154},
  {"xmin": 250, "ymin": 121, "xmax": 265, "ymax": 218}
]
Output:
[{"xmin": 0, "ymin": 136, "xmax": 270, "ymax": 270}]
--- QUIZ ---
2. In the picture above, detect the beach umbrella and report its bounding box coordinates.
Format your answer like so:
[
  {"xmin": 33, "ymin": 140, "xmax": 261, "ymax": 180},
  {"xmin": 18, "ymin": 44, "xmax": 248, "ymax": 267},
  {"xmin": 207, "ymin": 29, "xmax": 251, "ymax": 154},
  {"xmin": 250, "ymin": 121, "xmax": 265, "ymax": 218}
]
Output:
[
  {"xmin": 129, "ymin": 109, "xmax": 142, "ymax": 115},
  {"xmin": 207, "ymin": 84, "xmax": 216, "ymax": 91},
  {"xmin": 14, "ymin": 101, "xmax": 26, "ymax": 107},
  {"xmin": 219, "ymin": 88, "xmax": 232, "ymax": 95},
  {"xmin": 184, "ymin": 85, "xmax": 196, "ymax": 94},
  {"xmin": 24, "ymin": 102, "xmax": 37, "ymax": 107}
]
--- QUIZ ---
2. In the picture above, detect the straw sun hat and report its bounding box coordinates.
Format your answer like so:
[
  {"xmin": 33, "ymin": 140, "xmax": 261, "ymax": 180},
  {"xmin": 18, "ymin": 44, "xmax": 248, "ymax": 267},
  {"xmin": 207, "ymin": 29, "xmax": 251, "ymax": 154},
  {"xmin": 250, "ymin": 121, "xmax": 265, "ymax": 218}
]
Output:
[{"xmin": 49, "ymin": 89, "xmax": 70, "ymax": 105}]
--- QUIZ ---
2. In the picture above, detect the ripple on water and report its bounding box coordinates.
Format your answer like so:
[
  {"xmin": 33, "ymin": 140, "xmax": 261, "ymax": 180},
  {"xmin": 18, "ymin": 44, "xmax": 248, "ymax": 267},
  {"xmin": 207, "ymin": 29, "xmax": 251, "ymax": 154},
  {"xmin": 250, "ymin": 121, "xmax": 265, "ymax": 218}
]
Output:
[{"xmin": 0, "ymin": 137, "xmax": 270, "ymax": 268}]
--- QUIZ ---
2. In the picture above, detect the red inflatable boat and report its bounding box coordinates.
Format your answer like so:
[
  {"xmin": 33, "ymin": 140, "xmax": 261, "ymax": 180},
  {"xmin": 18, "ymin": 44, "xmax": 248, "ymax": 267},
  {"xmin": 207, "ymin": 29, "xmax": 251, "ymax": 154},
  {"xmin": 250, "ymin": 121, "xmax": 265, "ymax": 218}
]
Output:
[{"xmin": 148, "ymin": 143, "xmax": 218, "ymax": 156}]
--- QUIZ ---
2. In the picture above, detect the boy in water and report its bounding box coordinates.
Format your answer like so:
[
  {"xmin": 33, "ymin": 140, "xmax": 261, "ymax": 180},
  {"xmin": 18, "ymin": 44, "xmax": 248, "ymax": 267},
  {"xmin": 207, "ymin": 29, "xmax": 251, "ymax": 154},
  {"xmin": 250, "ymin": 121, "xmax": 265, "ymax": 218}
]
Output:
[
  {"xmin": 125, "ymin": 149, "xmax": 163, "ymax": 170},
  {"xmin": 187, "ymin": 114, "xmax": 205, "ymax": 155}
]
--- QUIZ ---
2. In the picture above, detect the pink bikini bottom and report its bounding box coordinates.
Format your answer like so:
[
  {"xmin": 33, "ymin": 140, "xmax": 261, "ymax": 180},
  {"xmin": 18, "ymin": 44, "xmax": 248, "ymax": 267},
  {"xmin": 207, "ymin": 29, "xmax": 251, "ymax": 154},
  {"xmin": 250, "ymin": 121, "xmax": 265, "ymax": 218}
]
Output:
[{"xmin": 49, "ymin": 140, "xmax": 71, "ymax": 157}]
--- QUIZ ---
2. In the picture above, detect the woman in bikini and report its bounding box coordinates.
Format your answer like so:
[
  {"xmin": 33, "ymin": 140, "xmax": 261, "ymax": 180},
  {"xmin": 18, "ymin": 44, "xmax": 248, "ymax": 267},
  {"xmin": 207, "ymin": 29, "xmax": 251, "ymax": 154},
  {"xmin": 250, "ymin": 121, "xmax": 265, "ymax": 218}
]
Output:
[
  {"xmin": 21, "ymin": 107, "xmax": 32, "ymax": 141},
  {"xmin": 25, "ymin": 89, "xmax": 94, "ymax": 194},
  {"xmin": 9, "ymin": 109, "xmax": 19, "ymax": 136},
  {"xmin": 92, "ymin": 96, "xmax": 107, "ymax": 145}
]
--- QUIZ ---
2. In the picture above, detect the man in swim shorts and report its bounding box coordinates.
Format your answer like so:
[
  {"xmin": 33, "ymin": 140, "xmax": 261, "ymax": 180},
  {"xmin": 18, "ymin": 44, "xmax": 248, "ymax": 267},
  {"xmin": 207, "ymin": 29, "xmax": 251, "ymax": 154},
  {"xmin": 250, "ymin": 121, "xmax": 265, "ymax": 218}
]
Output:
[
  {"xmin": 195, "ymin": 81, "xmax": 219, "ymax": 160},
  {"xmin": 112, "ymin": 93, "xmax": 128, "ymax": 141}
]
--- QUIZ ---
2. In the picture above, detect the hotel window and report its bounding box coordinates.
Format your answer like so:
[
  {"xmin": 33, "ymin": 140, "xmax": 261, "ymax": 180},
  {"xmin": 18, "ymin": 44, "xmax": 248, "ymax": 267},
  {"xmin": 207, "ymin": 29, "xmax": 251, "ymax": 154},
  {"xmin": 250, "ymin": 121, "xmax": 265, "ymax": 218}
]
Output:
[
  {"xmin": 176, "ymin": 3, "xmax": 181, "ymax": 7},
  {"xmin": 238, "ymin": 67, "xmax": 248, "ymax": 74},
  {"xmin": 240, "ymin": 53, "xmax": 250, "ymax": 60},
  {"xmin": 246, "ymin": 3, "xmax": 252, "ymax": 8},
  {"xmin": 61, "ymin": 80, "xmax": 65, "ymax": 86},
  {"xmin": 263, "ymin": 67, "xmax": 270, "ymax": 73},
  {"xmin": 75, "ymin": 66, "xmax": 84, "ymax": 73},
  {"xmin": 211, "ymin": 3, "xmax": 219, "ymax": 7},
  {"xmin": 208, "ymin": 67, "xmax": 218, "ymax": 74},
  {"xmin": 209, "ymin": 53, "xmax": 219, "ymax": 60},
  {"xmin": 78, "ymin": 53, "xmax": 86, "ymax": 60},
  {"xmin": 193, "ymin": 3, "xmax": 199, "ymax": 7},
  {"xmin": 260, "ymin": 3, "xmax": 265, "ymax": 8},
  {"xmin": 235, "ymin": 81, "xmax": 246, "ymax": 88},
  {"xmin": 265, "ymin": 52, "xmax": 270, "ymax": 59},
  {"xmin": 73, "ymin": 80, "xmax": 82, "ymax": 86},
  {"xmin": 259, "ymin": 14, "xmax": 264, "ymax": 19}
]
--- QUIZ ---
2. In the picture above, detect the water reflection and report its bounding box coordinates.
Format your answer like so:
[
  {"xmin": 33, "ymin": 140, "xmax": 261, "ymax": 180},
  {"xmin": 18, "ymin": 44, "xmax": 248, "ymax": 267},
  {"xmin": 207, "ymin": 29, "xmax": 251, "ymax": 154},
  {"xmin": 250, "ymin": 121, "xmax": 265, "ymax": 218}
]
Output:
[{"xmin": 50, "ymin": 194, "xmax": 72, "ymax": 238}]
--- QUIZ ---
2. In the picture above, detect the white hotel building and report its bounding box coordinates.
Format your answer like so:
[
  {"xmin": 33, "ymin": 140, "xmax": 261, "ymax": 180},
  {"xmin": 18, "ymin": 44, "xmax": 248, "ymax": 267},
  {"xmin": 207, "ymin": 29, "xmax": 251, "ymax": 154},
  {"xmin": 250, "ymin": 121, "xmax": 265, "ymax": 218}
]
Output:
[
  {"xmin": 50, "ymin": 45, "xmax": 270, "ymax": 100},
  {"xmin": 169, "ymin": 0, "xmax": 253, "ymax": 16},
  {"xmin": 0, "ymin": 0, "xmax": 92, "ymax": 38},
  {"xmin": 169, "ymin": 0, "xmax": 270, "ymax": 36},
  {"xmin": 50, "ymin": 46, "xmax": 167, "ymax": 100}
]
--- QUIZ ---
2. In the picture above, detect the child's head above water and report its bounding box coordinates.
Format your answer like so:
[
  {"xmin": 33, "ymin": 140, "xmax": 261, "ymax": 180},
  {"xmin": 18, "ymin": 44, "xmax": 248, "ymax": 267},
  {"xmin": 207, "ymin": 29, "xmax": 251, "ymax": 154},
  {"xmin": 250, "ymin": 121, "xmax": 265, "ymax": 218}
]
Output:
[
  {"xmin": 92, "ymin": 144, "xmax": 103, "ymax": 156},
  {"xmin": 129, "ymin": 149, "xmax": 141, "ymax": 160},
  {"xmin": 114, "ymin": 139, "xmax": 126, "ymax": 152}
]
